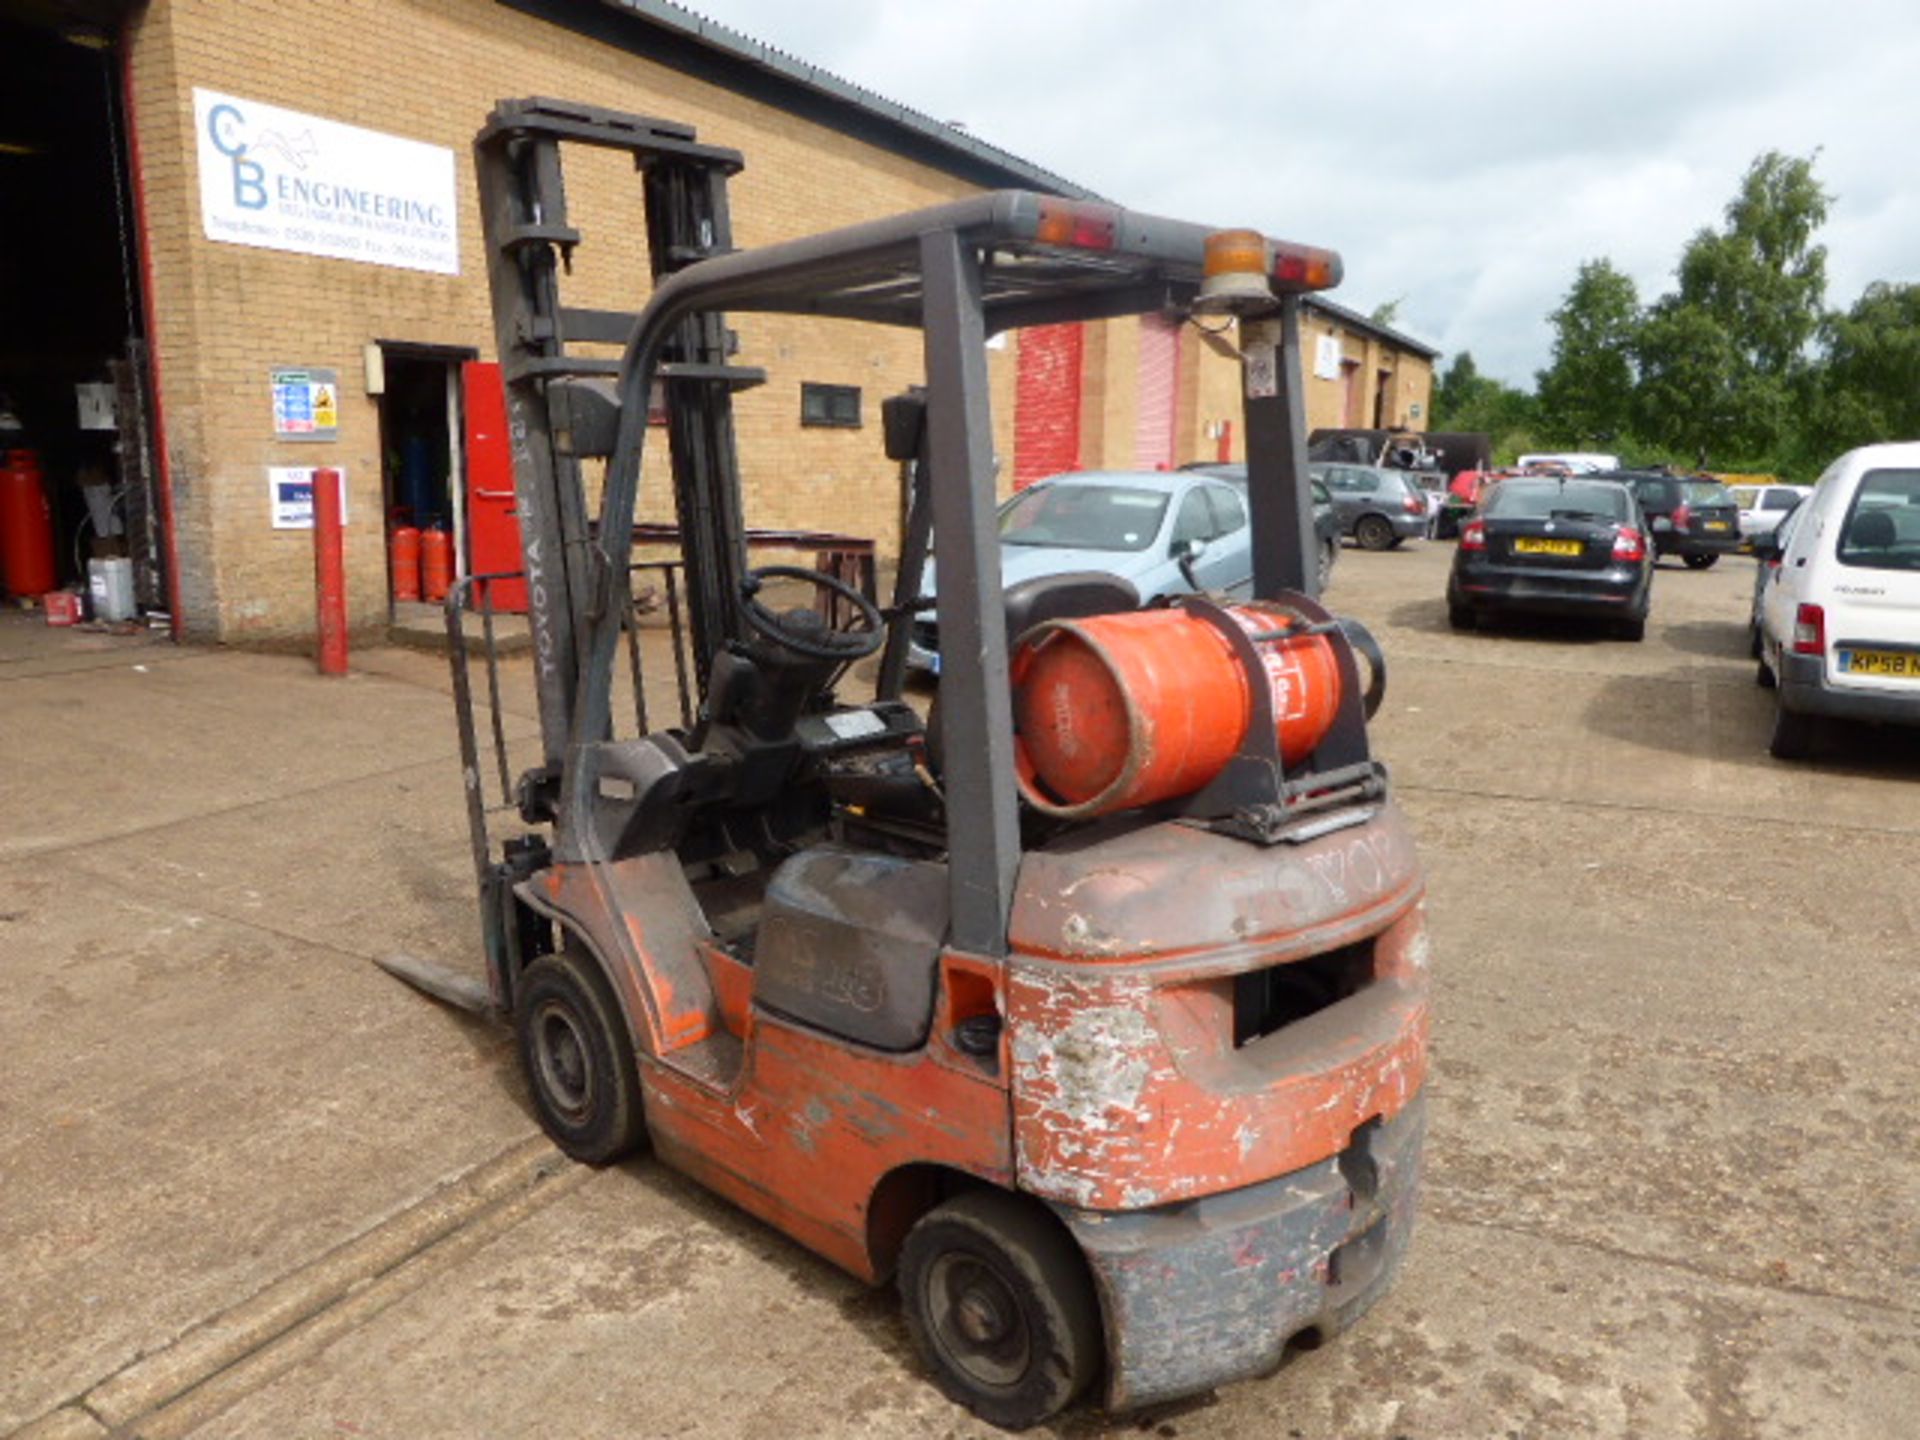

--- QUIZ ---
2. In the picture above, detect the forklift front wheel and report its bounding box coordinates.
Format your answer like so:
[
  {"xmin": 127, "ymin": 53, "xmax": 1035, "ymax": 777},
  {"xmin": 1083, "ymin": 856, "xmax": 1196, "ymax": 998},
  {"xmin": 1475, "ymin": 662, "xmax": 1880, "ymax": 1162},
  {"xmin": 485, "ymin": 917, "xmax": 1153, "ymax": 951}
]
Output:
[
  {"xmin": 899, "ymin": 1190, "xmax": 1102, "ymax": 1430},
  {"xmin": 515, "ymin": 951, "xmax": 647, "ymax": 1165}
]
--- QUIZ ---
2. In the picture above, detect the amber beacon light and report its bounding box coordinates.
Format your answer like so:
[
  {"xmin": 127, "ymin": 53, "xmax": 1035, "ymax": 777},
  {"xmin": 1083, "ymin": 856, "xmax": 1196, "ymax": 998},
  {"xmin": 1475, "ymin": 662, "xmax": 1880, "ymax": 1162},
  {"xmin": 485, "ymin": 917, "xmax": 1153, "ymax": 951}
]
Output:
[{"xmin": 1195, "ymin": 227, "xmax": 1275, "ymax": 315}]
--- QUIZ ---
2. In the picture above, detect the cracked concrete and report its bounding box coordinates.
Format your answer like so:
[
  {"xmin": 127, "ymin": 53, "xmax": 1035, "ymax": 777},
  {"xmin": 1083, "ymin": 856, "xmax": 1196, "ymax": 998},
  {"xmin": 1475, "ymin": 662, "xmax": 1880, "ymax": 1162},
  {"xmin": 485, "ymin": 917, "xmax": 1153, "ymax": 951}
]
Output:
[{"xmin": 4, "ymin": 540, "xmax": 1918, "ymax": 1438}]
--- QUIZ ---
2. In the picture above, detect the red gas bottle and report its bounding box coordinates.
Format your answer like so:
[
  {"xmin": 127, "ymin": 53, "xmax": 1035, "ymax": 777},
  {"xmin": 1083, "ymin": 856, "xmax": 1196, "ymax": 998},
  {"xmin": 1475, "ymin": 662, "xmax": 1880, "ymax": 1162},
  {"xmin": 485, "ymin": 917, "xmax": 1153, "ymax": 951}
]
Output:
[
  {"xmin": 420, "ymin": 525, "xmax": 453, "ymax": 602},
  {"xmin": 1010, "ymin": 602, "xmax": 1341, "ymax": 819},
  {"xmin": 389, "ymin": 524, "xmax": 422, "ymax": 602},
  {"xmin": 0, "ymin": 449, "xmax": 57, "ymax": 598}
]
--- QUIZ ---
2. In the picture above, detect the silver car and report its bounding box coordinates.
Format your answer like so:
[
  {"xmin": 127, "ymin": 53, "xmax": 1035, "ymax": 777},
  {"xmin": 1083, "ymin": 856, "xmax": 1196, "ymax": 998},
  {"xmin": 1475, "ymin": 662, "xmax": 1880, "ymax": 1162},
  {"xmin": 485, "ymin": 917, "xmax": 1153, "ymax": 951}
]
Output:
[
  {"xmin": 908, "ymin": 469, "xmax": 1251, "ymax": 673},
  {"xmin": 1310, "ymin": 462, "xmax": 1430, "ymax": 550}
]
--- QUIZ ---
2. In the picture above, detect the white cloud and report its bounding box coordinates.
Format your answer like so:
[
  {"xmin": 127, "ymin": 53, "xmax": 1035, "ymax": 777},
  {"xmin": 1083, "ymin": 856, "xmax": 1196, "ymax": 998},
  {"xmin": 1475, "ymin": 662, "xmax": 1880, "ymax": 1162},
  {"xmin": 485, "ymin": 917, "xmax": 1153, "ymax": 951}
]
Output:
[{"xmin": 676, "ymin": 0, "xmax": 1920, "ymax": 384}]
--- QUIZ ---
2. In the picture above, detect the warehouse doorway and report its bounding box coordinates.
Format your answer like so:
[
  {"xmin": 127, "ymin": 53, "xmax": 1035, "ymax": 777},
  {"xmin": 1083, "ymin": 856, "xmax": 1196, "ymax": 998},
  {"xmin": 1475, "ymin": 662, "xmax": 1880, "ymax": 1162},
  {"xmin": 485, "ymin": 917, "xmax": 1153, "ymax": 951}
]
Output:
[
  {"xmin": 0, "ymin": 5, "xmax": 164, "ymax": 617},
  {"xmin": 373, "ymin": 343, "xmax": 471, "ymax": 618}
]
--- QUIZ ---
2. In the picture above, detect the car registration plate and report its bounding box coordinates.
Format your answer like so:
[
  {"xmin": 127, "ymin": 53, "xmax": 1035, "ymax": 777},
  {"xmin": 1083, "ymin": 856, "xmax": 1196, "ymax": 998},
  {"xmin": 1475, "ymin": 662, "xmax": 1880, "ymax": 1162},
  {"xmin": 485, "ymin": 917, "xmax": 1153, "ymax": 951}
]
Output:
[
  {"xmin": 1839, "ymin": 648, "xmax": 1920, "ymax": 678},
  {"xmin": 1704, "ymin": 519, "xmax": 1730, "ymax": 531},
  {"xmin": 1513, "ymin": 537, "xmax": 1582, "ymax": 556}
]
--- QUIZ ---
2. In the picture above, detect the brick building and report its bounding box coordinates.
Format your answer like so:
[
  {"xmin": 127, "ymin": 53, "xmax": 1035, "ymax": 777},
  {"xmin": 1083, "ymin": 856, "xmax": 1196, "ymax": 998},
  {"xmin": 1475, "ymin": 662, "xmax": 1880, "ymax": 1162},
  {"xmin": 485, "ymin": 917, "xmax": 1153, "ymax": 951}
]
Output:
[{"xmin": 0, "ymin": 0, "xmax": 1433, "ymax": 644}]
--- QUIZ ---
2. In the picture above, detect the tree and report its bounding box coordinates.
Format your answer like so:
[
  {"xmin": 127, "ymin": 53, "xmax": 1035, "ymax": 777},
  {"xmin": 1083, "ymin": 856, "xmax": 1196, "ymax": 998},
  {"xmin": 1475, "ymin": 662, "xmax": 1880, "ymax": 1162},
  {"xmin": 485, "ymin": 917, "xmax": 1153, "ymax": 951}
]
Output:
[
  {"xmin": 1369, "ymin": 298, "xmax": 1403, "ymax": 328},
  {"xmin": 1431, "ymin": 351, "xmax": 1482, "ymax": 427},
  {"xmin": 1805, "ymin": 281, "xmax": 1920, "ymax": 456},
  {"xmin": 1636, "ymin": 151, "xmax": 1830, "ymax": 463},
  {"xmin": 1429, "ymin": 350, "xmax": 1537, "ymax": 459},
  {"xmin": 1633, "ymin": 302, "xmax": 1744, "ymax": 466},
  {"xmin": 1536, "ymin": 259, "xmax": 1639, "ymax": 446}
]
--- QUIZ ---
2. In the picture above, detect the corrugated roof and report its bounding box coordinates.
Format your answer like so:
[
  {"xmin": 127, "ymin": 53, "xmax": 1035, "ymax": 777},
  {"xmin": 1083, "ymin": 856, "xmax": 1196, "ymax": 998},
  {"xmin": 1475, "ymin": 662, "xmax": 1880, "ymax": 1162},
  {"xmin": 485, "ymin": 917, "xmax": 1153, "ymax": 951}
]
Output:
[{"xmin": 594, "ymin": 0, "xmax": 1102, "ymax": 199}]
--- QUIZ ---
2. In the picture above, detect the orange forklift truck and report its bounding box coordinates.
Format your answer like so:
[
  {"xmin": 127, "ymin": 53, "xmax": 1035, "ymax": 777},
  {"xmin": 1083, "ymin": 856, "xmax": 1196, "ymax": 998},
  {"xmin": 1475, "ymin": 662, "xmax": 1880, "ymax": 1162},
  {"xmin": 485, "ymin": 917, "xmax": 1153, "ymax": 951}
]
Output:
[{"xmin": 409, "ymin": 99, "xmax": 1431, "ymax": 1429}]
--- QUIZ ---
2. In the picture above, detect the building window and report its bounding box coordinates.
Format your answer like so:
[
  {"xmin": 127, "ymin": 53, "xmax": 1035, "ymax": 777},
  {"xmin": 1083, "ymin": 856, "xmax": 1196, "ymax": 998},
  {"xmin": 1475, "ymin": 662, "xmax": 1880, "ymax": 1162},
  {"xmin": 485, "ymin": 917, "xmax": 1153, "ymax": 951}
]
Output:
[{"xmin": 801, "ymin": 382, "xmax": 861, "ymax": 428}]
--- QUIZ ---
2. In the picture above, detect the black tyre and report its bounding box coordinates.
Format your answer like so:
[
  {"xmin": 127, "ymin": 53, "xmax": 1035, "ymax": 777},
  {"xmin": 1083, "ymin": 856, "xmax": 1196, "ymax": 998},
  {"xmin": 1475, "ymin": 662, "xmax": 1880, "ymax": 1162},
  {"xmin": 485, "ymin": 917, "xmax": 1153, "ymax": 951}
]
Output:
[
  {"xmin": 1769, "ymin": 700, "xmax": 1815, "ymax": 760},
  {"xmin": 1749, "ymin": 624, "xmax": 1763, "ymax": 659},
  {"xmin": 899, "ymin": 1190, "xmax": 1102, "ymax": 1430},
  {"xmin": 1756, "ymin": 653, "xmax": 1776, "ymax": 689},
  {"xmin": 1355, "ymin": 514, "xmax": 1395, "ymax": 551},
  {"xmin": 1317, "ymin": 539, "xmax": 1336, "ymax": 592},
  {"xmin": 515, "ymin": 950, "xmax": 647, "ymax": 1165},
  {"xmin": 1682, "ymin": 553, "xmax": 1719, "ymax": 571},
  {"xmin": 1447, "ymin": 601, "xmax": 1477, "ymax": 631}
]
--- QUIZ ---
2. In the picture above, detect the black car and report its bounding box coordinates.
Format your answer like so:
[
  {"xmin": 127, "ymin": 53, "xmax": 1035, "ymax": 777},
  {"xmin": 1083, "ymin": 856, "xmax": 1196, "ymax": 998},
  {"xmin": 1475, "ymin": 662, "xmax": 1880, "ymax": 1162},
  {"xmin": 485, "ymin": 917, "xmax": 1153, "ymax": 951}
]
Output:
[
  {"xmin": 1184, "ymin": 463, "xmax": 1342, "ymax": 589},
  {"xmin": 1605, "ymin": 471, "xmax": 1742, "ymax": 568},
  {"xmin": 1447, "ymin": 477, "xmax": 1653, "ymax": 640}
]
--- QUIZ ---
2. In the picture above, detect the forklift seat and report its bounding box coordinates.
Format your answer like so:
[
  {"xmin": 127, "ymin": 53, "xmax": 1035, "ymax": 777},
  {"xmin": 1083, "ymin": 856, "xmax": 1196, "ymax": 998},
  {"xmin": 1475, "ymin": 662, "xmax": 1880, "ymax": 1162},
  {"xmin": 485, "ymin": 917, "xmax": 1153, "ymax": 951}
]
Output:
[
  {"xmin": 1002, "ymin": 571, "xmax": 1141, "ymax": 646},
  {"xmin": 927, "ymin": 571, "xmax": 1140, "ymax": 776}
]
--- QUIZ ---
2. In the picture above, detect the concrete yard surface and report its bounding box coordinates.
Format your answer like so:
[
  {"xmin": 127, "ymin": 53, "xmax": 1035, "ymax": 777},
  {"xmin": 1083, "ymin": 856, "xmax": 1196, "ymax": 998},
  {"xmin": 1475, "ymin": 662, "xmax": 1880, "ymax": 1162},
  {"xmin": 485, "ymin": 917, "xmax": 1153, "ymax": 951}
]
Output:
[{"xmin": 2, "ymin": 541, "xmax": 1917, "ymax": 1438}]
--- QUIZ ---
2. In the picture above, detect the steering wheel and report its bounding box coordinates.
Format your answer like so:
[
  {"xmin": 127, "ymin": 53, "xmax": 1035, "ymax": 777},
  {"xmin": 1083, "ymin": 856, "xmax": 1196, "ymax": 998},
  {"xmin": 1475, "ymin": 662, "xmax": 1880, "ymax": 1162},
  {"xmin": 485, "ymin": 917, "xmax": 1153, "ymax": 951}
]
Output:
[{"xmin": 739, "ymin": 565, "xmax": 885, "ymax": 662}]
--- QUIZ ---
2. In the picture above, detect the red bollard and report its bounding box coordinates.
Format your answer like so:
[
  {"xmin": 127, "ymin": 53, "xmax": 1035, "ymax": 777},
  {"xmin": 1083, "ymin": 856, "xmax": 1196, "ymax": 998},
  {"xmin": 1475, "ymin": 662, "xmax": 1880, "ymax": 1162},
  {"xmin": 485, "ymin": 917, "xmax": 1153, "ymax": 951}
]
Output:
[{"xmin": 312, "ymin": 466, "xmax": 348, "ymax": 675}]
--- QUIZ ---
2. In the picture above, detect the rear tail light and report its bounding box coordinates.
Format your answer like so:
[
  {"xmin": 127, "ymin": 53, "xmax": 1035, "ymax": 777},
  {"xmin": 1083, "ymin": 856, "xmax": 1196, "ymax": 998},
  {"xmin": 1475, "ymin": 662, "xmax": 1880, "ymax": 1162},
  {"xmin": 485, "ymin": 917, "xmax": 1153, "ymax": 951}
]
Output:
[
  {"xmin": 1033, "ymin": 198, "xmax": 1118, "ymax": 251},
  {"xmin": 1404, "ymin": 494, "xmax": 1425, "ymax": 516},
  {"xmin": 1673, "ymin": 502, "xmax": 1692, "ymax": 530},
  {"xmin": 1612, "ymin": 527, "xmax": 1647, "ymax": 562},
  {"xmin": 1792, "ymin": 603, "xmax": 1825, "ymax": 656},
  {"xmin": 1270, "ymin": 242, "xmax": 1342, "ymax": 292},
  {"xmin": 1460, "ymin": 520, "xmax": 1487, "ymax": 551}
]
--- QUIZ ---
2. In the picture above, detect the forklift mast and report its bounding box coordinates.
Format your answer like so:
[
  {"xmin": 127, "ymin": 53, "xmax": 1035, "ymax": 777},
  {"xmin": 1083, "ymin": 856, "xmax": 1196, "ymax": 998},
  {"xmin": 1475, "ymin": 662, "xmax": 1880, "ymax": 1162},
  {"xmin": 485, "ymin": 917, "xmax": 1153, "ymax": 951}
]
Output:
[{"xmin": 473, "ymin": 98, "xmax": 762, "ymax": 799}]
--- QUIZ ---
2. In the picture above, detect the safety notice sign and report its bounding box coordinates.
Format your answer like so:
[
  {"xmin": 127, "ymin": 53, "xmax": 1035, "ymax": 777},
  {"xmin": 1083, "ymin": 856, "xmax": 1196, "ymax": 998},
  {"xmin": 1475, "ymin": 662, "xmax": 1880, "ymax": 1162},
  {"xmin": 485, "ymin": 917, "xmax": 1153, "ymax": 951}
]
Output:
[
  {"xmin": 269, "ymin": 466, "xmax": 349, "ymax": 529},
  {"xmin": 271, "ymin": 365, "xmax": 339, "ymax": 441}
]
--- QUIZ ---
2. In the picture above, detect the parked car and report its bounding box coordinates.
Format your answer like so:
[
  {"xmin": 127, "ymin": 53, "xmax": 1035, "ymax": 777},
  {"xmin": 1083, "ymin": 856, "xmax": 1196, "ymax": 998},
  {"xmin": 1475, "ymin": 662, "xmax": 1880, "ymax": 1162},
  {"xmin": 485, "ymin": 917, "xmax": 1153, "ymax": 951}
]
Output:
[
  {"xmin": 1310, "ymin": 462, "xmax": 1429, "ymax": 550},
  {"xmin": 1605, "ymin": 470, "xmax": 1742, "ymax": 568},
  {"xmin": 1752, "ymin": 443, "xmax": 1920, "ymax": 759},
  {"xmin": 1185, "ymin": 461, "xmax": 1341, "ymax": 590},
  {"xmin": 1730, "ymin": 481, "xmax": 1813, "ymax": 546},
  {"xmin": 1748, "ymin": 494, "xmax": 1805, "ymax": 658},
  {"xmin": 1446, "ymin": 476, "xmax": 1652, "ymax": 639},
  {"xmin": 907, "ymin": 469, "xmax": 1251, "ymax": 673}
]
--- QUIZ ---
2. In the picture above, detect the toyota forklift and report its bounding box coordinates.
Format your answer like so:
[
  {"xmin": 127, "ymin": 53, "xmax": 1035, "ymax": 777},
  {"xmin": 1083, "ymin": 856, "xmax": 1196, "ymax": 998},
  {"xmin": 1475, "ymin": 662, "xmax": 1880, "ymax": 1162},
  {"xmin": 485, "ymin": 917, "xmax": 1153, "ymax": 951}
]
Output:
[{"xmin": 429, "ymin": 98, "xmax": 1431, "ymax": 1429}]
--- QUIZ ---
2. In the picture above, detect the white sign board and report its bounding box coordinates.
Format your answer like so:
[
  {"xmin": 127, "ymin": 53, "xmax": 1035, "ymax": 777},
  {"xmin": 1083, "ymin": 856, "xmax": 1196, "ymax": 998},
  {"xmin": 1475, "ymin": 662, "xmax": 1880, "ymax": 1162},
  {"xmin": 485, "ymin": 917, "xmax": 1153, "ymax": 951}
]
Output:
[
  {"xmin": 195, "ymin": 88, "xmax": 458, "ymax": 275},
  {"xmin": 1313, "ymin": 334, "xmax": 1344, "ymax": 381},
  {"xmin": 269, "ymin": 467, "xmax": 350, "ymax": 529}
]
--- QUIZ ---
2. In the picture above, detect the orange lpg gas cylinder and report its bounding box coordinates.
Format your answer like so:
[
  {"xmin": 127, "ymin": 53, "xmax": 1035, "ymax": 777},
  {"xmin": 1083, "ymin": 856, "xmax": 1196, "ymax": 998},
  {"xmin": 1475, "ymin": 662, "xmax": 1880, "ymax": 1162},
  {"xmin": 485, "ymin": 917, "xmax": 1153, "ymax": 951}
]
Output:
[
  {"xmin": 0, "ymin": 449, "xmax": 58, "ymax": 598},
  {"xmin": 1010, "ymin": 603, "xmax": 1340, "ymax": 819},
  {"xmin": 419, "ymin": 526, "xmax": 453, "ymax": 602},
  {"xmin": 389, "ymin": 525, "xmax": 422, "ymax": 603}
]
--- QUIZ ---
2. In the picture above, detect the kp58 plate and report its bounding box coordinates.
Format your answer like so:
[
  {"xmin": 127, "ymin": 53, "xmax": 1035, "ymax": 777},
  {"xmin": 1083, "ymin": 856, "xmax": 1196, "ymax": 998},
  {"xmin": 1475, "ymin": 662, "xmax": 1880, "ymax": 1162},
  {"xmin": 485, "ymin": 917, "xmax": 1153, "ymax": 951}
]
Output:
[{"xmin": 1839, "ymin": 648, "xmax": 1920, "ymax": 678}]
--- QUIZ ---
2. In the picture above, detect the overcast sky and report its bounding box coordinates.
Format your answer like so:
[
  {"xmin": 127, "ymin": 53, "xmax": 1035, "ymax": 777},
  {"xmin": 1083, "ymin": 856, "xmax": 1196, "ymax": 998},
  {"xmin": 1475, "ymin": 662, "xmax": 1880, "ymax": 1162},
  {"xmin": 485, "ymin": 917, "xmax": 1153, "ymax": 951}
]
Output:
[{"xmin": 680, "ymin": 0, "xmax": 1920, "ymax": 387}]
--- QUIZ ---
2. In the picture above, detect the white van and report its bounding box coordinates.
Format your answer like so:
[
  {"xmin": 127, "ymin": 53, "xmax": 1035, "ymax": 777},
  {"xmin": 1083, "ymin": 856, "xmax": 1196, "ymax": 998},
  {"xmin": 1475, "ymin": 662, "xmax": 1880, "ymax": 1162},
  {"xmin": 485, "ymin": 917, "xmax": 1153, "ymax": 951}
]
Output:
[
  {"xmin": 1516, "ymin": 451, "xmax": 1621, "ymax": 474},
  {"xmin": 1755, "ymin": 442, "xmax": 1920, "ymax": 758}
]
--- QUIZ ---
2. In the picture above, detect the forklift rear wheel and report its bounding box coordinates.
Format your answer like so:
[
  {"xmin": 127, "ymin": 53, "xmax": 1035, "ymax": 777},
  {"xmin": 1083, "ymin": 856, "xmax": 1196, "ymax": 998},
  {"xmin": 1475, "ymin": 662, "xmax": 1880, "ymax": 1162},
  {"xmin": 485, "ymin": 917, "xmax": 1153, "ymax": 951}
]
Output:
[
  {"xmin": 515, "ymin": 951, "xmax": 647, "ymax": 1165},
  {"xmin": 899, "ymin": 1190, "xmax": 1102, "ymax": 1430}
]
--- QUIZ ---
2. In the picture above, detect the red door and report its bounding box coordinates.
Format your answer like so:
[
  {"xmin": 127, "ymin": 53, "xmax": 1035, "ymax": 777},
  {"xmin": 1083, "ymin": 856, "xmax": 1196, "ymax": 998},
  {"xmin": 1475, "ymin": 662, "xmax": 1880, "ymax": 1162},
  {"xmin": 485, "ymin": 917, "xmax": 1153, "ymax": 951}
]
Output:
[
  {"xmin": 463, "ymin": 361, "xmax": 526, "ymax": 611},
  {"xmin": 1133, "ymin": 313, "xmax": 1180, "ymax": 469}
]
